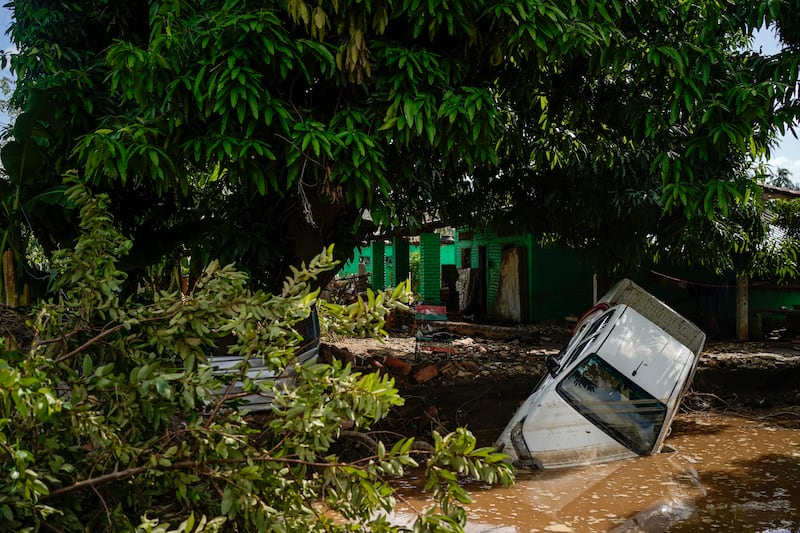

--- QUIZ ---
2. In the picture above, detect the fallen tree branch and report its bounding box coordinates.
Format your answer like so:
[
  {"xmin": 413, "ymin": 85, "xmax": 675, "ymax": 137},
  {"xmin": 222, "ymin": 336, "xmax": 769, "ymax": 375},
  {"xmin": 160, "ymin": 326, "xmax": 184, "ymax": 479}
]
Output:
[
  {"xmin": 41, "ymin": 447, "xmax": 418, "ymax": 501},
  {"xmin": 44, "ymin": 463, "xmax": 152, "ymax": 500},
  {"xmin": 51, "ymin": 324, "xmax": 125, "ymax": 365}
]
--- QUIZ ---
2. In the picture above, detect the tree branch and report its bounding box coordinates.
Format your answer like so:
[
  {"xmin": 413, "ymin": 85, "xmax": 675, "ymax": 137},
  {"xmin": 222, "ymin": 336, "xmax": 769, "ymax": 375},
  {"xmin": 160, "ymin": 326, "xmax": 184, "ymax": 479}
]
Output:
[
  {"xmin": 44, "ymin": 463, "xmax": 152, "ymax": 500},
  {"xmin": 51, "ymin": 324, "xmax": 125, "ymax": 365},
  {"xmin": 41, "ymin": 447, "xmax": 404, "ymax": 501},
  {"xmin": 39, "ymin": 314, "xmax": 180, "ymax": 369}
]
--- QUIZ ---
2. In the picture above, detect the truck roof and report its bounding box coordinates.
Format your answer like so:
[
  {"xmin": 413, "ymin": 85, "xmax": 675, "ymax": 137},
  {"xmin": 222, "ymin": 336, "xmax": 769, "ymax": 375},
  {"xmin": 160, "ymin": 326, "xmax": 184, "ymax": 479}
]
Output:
[{"xmin": 599, "ymin": 279, "xmax": 706, "ymax": 357}]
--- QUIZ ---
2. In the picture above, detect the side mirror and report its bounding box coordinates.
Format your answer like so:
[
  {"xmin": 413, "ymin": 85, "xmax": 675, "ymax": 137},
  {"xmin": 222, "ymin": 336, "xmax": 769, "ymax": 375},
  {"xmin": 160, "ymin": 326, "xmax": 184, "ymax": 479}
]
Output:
[{"xmin": 545, "ymin": 355, "xmax": 560, "ymax": 377}]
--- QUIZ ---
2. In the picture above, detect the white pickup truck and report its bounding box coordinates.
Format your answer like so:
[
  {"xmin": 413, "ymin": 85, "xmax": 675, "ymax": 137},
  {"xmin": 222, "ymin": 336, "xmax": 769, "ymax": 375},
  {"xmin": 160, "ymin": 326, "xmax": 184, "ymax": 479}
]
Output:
[
  {"xmin": 495, "ymin": 279, "xmax": 706, "ymax": 469},
  {"xmin": 208, "ymin": 309, "xmax": 321, "ymax": 412}
]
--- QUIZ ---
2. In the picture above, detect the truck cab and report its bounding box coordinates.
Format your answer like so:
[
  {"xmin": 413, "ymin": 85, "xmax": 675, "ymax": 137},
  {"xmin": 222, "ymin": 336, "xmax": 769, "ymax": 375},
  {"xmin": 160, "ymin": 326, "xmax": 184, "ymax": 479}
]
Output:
[{"xmin": 495, "ymin": 279, "xmax": 705, "ymax": 468}]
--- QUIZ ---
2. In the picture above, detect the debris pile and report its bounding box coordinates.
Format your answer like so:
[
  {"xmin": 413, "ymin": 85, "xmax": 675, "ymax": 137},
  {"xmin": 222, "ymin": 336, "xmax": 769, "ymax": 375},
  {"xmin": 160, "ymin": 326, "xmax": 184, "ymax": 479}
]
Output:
[
  {"xmin": 321, "ymin": 321, "xmax": 800, "ymax": 446},
  {"xmin": 320, "ymin": 322, "xmax": 568, "ymax": 387}
]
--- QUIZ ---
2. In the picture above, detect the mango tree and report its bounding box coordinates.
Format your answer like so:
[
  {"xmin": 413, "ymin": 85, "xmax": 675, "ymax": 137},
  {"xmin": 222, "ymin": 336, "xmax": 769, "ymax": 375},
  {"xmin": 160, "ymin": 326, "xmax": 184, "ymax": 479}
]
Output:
[{"xmin": 2, "ymin": 0, "xmax": 799, "ymax": 294}]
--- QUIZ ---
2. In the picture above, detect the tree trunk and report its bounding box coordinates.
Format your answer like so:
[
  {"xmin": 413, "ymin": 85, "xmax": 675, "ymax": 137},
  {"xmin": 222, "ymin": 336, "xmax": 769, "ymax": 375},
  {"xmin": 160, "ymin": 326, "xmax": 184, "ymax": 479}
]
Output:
[
  {"xmin": 3, "ymin": 249, "xmax": 18, "ymax": 307},
  {"xmin": 593, "ymin": 272, "xmax": 613, "ymax": 303},
  {"xmin": 280, "ymin": 186, "xmax": 367, "ymax": 294},
  {"xmin": 736, "ymin": 273, "xmax": 748, "ymax": 342}
]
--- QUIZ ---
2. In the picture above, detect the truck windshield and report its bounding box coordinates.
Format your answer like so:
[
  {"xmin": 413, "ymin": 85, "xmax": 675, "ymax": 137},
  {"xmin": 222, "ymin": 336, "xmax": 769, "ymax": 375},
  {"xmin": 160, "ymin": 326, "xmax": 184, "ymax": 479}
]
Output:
[{"xmin": 557, "ymin": 354, "xmax": 667, "ymax": 455}]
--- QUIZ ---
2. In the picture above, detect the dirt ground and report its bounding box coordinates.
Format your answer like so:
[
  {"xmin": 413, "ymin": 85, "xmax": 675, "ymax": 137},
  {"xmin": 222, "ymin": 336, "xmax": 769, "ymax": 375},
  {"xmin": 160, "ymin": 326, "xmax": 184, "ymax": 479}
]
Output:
[{"xmin": 322, "ymin": 319, "xmax": 800, "ymax": 447}]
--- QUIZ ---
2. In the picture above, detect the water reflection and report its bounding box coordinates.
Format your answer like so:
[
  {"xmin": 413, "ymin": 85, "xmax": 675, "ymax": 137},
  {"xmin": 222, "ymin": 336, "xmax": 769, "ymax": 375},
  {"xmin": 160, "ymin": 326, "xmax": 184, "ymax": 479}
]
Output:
[{"xmin": 394, "ymin": 410, "xmax": 800, "ymax": 532}]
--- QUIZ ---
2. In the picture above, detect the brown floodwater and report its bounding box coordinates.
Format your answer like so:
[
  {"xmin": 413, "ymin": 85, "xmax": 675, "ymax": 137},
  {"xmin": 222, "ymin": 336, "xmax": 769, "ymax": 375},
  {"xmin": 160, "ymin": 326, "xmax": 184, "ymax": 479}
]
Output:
[{"xmin": 392, "ymin": 410, "xmax": 800, "ymax": 532}]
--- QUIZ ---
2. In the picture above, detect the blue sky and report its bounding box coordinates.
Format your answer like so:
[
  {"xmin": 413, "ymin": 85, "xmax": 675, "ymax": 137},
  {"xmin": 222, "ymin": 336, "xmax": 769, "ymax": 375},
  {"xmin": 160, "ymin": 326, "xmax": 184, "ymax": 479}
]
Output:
[
  {"xmin": 0, "ymin": 4, "xmax": 12, "ymax": 129},
  {"xmin": 753, "ymin": 26, "xmax": 800, "ymax": 180},
  {"xmin": 0, "ymin": 7, "xmax": 796, "ymax": 180}
]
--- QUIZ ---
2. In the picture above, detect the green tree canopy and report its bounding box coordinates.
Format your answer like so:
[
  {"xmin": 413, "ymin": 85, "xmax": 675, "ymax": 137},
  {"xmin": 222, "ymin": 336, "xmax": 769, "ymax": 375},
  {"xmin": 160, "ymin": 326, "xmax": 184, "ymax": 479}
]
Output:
[{"xmin": 2, "ymin": 0, "xmax": 799, "ymax": 291}]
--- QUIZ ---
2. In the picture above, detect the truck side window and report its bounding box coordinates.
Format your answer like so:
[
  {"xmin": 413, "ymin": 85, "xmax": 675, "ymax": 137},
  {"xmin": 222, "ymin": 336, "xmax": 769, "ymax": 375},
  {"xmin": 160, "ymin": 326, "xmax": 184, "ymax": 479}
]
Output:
[
  {"xmin": 563, "ymin": 309, "xmax": 615, "ymax": 369},
  {"xmin": 556, "ymin": 354, "xmax": 667, "ymax": 455}
]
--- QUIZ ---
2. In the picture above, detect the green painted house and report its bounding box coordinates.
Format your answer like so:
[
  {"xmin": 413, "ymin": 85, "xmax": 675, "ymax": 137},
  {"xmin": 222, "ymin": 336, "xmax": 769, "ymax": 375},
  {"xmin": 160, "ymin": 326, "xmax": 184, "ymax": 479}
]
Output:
[
  {"xmin": 335, "ymin": 215, "xmax": 800, "ymax": 336},
  {"xmin": 454, "ymin": 228, "xmax": 594, "ymax": 322},
  {"xmin": 336, "ymin": 229, "xmax": 595, "ymax": 323}
]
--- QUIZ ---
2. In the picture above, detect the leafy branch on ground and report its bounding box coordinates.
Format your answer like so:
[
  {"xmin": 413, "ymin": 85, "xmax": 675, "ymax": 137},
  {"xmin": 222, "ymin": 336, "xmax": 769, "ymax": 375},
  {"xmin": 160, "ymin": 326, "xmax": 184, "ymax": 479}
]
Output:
[{"xmin": 0, "ymin": 183, "xmax": 512, "ymax": 532}]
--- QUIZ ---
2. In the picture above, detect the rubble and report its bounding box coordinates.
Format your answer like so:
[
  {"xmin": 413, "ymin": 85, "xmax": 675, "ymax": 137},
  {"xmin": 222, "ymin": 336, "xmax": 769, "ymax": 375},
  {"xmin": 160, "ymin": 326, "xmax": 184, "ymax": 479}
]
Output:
[
  {"xmin": 321, "ymin": 319, "xmax": 800, "ymax": 448},
  {"xmin": 412, "ymin": 364, "xmax": 439, "ymax": 384},
  {"xmin": 323, "ymin": 320, "xmax": 568, "ymax": 387}
]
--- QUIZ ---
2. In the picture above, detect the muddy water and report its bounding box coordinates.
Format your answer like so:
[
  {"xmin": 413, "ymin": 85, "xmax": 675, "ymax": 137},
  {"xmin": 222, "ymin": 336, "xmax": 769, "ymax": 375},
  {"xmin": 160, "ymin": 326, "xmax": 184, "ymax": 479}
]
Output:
[{"xmin": 393, "ymin": 410, "xmax": 800, "ymax": 532}]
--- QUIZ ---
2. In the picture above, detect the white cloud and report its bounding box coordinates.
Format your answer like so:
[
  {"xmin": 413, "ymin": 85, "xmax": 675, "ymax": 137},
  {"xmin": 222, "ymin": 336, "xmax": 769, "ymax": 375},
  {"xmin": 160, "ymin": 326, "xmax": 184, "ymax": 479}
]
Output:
[
  {"xmin": 768, "ymin": 127, "xmax": 800, "ymax": 184},
  {"xmin": 769, "ymin": 156, "xmax": 800, "ymax": 181}
]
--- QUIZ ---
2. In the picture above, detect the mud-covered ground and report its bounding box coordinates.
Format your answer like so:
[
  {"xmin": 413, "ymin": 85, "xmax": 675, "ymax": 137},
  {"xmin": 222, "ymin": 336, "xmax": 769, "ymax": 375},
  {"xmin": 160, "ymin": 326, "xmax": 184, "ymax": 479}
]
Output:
[{"xmin": 322, "ymin": 320, "xmax": 800, "ymax": 447}]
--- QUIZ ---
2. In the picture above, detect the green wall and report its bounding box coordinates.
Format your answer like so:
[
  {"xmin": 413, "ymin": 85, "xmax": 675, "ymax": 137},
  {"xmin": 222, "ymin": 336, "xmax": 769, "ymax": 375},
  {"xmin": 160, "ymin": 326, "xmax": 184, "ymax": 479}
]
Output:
[
  {"xmin": 456, "ymin": 229, "xmax": 593, "ymax": 322},
  {"xmin": 338, "ymin": 232, "xmax": 800, "ymax": 333},
  {"xmin": 749, "ymin": 284, "xmax": 800, "ymax": 311},
  {"xmin": 632, "ymin": 266, "xmax": 800, "ymax": 337},
  {"xmin": 530, "ymin": 241, "xmax": 594, "ymax": 321},
  {"xmin": 628, "ymin": 267, "xmax": 734, "ymax": 335},
  {"xmin": 336, "ymin": 238, "xmax": 457, "ymax": 291},
  {"xmin": 419, "ymin": 233, "xmax": 441, "ymax": 303}
]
